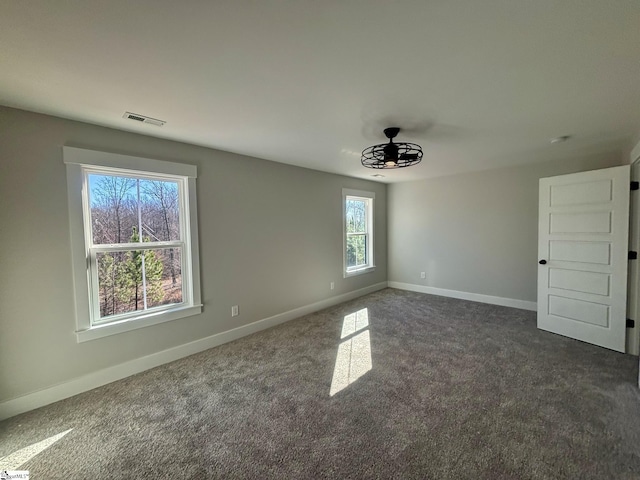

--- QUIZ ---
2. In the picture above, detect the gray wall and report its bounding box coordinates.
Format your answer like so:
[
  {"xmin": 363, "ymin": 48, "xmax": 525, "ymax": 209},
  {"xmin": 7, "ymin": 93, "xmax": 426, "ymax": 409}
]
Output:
[
  {"xmin": 0, "ymin": 107, "xmax": 387, "ymax": 402},
  {"xmin": 388, "ymin": 152, "xmax": 626, "ymax": 302}
]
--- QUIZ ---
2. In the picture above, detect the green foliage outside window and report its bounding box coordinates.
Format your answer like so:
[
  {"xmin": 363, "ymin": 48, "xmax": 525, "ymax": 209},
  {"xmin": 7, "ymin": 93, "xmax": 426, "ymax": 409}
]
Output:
[{"xmin": 97, "ymin": 228, "xmax": 165, "ymax": 318}]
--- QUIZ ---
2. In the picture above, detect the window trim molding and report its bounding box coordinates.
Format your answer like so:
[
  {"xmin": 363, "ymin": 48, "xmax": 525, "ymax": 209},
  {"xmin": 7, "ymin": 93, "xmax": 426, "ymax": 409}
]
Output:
[
  {"xmin": 342, "ymin": 188, "xmax": 376, "ymax": 278},
  {"xmin": 64, "ymin": 147, "xmax": 202, "ymax": 342}
]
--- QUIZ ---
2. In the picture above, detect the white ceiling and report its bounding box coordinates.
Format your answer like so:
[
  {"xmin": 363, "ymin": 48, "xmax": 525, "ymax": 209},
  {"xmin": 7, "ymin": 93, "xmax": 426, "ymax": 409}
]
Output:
[{"xmin": 1, "ymin": 0, "xmax": 639, "ymax": 182}]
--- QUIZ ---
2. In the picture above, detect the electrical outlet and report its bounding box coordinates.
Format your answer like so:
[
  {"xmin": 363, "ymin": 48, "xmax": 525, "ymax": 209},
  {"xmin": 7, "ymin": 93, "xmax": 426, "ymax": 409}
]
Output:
[
  {"xmin": 330, "ymin": 282, "xmax": 335, "ymax": 290},
  {"xmin": 420, "ymin": 272, "xmax": 426, "ymax": 279},
  {"xmin": 231, "ymin": 305, "xmax": 239, "ymax": 317}
]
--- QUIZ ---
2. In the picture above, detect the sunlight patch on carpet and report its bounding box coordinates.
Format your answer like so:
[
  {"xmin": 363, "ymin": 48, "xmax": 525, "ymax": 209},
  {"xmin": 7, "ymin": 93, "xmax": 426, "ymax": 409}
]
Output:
[
  {"xmin": 340, "ymin": 308, "xmax": 369, "ymax": 339},
  {"xmin": 0, "ymin": 428, "xmax": 73, "ymax": 470},
  {"xmin": 331, "ymin": 308, "xmax": 372, "ymax": 396}
]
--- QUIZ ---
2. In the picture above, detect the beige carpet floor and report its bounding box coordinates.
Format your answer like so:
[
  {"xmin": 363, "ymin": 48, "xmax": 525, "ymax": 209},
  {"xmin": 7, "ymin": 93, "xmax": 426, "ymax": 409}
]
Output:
[{"xmin": 1, "ymin": 288, "xmax": 639, "ymax": 479}]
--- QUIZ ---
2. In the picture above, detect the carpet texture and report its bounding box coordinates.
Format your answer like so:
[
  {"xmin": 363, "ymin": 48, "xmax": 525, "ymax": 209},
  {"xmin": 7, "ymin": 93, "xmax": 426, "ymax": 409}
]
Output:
[{"xmin": 1, "ymin": 288, "xmax": 639, "ymax": 479}]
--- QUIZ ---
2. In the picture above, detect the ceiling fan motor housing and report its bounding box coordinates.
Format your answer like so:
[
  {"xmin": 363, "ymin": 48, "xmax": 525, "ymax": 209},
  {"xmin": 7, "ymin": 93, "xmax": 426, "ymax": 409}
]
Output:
[{"xmin": 383, "ymin": 142, "xmax": 399, "ymax": 160}]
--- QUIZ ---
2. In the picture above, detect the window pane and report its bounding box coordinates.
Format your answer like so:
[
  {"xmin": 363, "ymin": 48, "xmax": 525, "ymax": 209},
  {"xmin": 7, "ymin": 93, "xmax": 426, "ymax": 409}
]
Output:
[
  {"xmin": 89, "ymin": 174, "xmax": 181, "ymax": 244},
  {"xmin": 146, "ymin": 247, "xmax": 183, "ymax": 308},
  {"xmin": 96, "ymin": 251, "xmax": 142, "ymax": 319},
  {"xmin": 347, "ymin": 234, "xmax": 367, "ymax": 268},
  {"xmin": 96, "ymin": 247, "xmax": 183, "ymax": 320},
  {"xmin": 346, "ymin": 199, "xmax": 367, "ymax": 234},
  {"xmin": 89, "ymin": 174, "xmax": 138, "ymax": 244},
  {"xmin": 139, "ymin": 179, "xmax": 181, "ymax": 242}
]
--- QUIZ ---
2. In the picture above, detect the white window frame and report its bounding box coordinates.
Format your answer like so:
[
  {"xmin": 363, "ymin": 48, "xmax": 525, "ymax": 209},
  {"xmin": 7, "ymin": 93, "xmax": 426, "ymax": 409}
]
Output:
[
  {"xmin": 343, "ymin": 188, "xmax": 375, "ymax": 277},
  {"xmin": 64, "ymin": 147, "xmax": 202, "ymax": 342}
]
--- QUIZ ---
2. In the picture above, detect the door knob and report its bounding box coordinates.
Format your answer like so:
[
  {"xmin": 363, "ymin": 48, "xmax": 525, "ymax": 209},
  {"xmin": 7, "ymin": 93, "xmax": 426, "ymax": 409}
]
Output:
[{"xmin": 539, "ymin": 260, "xmax": 547, "ymax": 265}]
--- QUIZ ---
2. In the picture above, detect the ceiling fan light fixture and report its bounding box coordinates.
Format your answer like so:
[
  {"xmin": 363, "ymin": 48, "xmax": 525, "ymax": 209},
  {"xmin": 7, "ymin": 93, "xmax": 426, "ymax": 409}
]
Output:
[{"xmin": 361, "ymin": 127, "xmax": 423, "ymax": 169}]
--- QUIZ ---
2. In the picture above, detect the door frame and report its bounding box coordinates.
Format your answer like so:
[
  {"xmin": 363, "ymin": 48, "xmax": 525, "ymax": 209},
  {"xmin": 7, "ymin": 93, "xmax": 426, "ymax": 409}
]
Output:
[{"xmin": 627, "ymin": 141, "xmax": 640, "ymax": 355}]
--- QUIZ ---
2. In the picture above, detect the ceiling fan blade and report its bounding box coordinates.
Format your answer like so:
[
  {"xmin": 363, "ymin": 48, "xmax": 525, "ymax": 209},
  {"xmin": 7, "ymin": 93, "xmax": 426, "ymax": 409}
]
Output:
[{"xmin": 399, "ymin": 153, "xmax": 419, "ymax": 160}]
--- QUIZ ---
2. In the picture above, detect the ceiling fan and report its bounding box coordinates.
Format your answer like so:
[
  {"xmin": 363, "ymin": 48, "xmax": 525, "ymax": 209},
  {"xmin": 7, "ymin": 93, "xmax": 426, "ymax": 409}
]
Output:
[{"xmin": 361, "ymin": 127, "xmax": 423, "ymax": 169}]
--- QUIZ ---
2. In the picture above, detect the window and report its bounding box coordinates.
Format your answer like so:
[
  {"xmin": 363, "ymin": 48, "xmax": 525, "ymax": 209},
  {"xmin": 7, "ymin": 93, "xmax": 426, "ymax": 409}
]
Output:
[
  {"xmin": 64, "ymin": 147, "xmax": 202, "ymax": 342},
  {"xmin": 343, "ymin": 189, "xmax": 375, "ymax": 277}
]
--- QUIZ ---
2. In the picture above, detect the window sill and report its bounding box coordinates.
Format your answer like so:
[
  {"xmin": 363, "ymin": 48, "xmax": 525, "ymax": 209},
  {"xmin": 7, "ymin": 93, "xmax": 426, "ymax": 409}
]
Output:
[
  {"xmin": 344, "ymin": 266, "xmax": 376, "ymax": 278},
  {"xmin": 75, "ymin": 304, "xmax": 203, "ymax": 343}
]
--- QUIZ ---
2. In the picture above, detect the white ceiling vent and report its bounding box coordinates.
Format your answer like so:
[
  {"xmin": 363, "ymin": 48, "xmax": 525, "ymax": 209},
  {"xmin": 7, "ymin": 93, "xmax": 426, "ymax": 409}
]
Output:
[{"xmin": 123, "ymin": 112, "xmax": 166, "ymax": 127}]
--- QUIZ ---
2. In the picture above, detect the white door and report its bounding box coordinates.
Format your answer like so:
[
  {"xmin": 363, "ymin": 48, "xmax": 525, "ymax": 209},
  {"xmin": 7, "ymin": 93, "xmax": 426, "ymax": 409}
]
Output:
[{"xmin": 538, "ymin": 165, "xmax": 630, "ymax": 352}]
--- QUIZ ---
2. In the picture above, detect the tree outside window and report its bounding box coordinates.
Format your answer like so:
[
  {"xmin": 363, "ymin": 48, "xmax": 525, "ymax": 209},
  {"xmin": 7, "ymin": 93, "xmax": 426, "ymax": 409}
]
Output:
[{"xmin": 88, "ymin": 173, "xmax": 185, "ymax": 322}]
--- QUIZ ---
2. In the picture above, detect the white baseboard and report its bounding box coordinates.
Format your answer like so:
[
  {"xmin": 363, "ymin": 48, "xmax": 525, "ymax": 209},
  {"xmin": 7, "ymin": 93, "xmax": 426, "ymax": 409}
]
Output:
[
  {"xmin": 388, "ymin": 281, "xmax": 537, "ymax": 312},
  {"xmin": 0, "ymin": 282, "xmax": 388, "ymax": 421}
]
